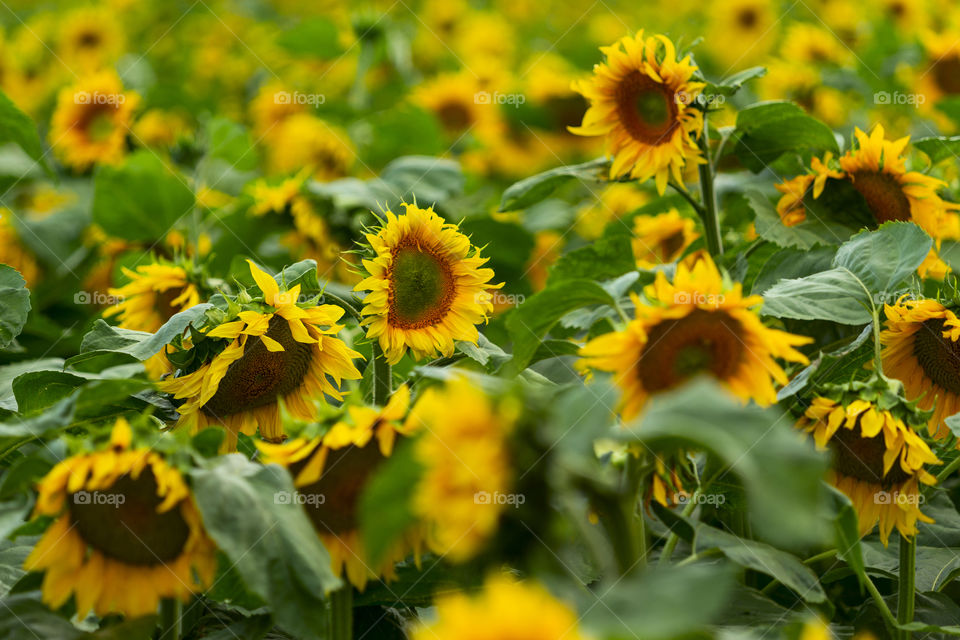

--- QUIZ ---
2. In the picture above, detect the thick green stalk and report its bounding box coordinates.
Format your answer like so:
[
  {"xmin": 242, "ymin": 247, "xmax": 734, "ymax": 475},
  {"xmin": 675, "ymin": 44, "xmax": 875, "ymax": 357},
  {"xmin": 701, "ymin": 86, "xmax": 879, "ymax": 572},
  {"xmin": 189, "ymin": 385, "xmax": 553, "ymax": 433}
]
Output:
[
  {"xmin": 696, "ymin": 124, "xmax": 723, "ymax": 257},
  {"xmin": 372, "ymin": 343, "xmax": 392, "ymax": 406},
  {"xmin": 897, "ymin": 535, "xmax": 916, "ymax": 640},
  {"xmin": 158, "ymin": 599, "xmax": 181, "ymax": 640},
  {"xmin": 330, "ymin": 586, "xmax": 353, "ymax": 640},
  {"xmin": 658, "ymin": 489, "xmax": 700, "ymax": 566}
]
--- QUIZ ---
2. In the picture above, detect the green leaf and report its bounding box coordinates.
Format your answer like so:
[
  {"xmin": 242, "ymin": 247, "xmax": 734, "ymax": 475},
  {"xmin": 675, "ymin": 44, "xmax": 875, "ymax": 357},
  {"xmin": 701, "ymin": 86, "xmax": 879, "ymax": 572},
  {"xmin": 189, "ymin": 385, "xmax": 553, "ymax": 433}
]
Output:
[
  {"xmin": 0, "ymin": 265, "xmax": 30, "ymax": 350},
  {"xmin": 760, "ymin": 267, "xmax": 873, "ymax": 325},
  {"xmin": 192, "ymin": 455, "xmax": 341, "ymax": 640},
  {"xmin": 827, "ymin": 485, "xmax": 867, "ymax": 590},
  {"xmin": 504, "ymin": 280, "xmax": 615, "ymax": 375},
  {"xmin": 733, "ymin": 102, "xmax": 839, "ymax": 173},
  {"xmin": 0, "ymin": 538, "xmax": 32, "ymax": 598},
  {"xmin": 92, "ymin": 151, "xmax": 195, "ymax": 242},
  {"xmin": 0, "ymin": 89, "xmax": 49, "ymax": 174},
  {"xmin": 12, "ymin": 370, "xmax": 86, "ymax": 415},
  {"xmin": 277, "ymin": 17, "xmax": 344, "ymax": 58},
  {"xmin": 832, "ymin": 222, "xmax": 931, "ymax": 294},
  {"xmin": 546, "ymin": 234, "xmax": 636, "ymax": 286},
  {"xmin": 377, "ymin": 155, "xmax": 464, "ymax": 208},
  {"xmin": 745, "ymin": 189, "xmax": 851, "ymax": 250},
  {"xmin": 751, "ymin": 245, "xmax": 836, "ymax": 295},
  {"xmin": 914, "ymin": 136, "xmax": 960, "ymax": 165},
  {"xmin": 705, "ymin": 66, "xmax": 767, "ymax": 97},
  {"xmin": 624, "ymin": 380, "xmax": 829, "ymax": 548},
  {"xmin": 359, "ymin": 440, "xmax": 423, "ymax": 566},
  {"xmin": 499, "ymin": 157, "xmax": 610, "ymax": 211},
  {"xmin": 0, "ymin": 593, "xmax": 81, "ymax": 640},
  {"xmin": 0, "ymin": 359, "xmax": 65, "ymax": 411}
]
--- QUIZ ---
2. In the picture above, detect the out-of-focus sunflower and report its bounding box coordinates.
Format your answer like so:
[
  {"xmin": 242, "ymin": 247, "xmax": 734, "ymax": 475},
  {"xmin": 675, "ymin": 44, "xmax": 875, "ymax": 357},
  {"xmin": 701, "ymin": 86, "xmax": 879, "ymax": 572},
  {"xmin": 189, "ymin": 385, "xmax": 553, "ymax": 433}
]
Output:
[
  {"xmin": 631, "ymin": 209, "xmax": 699, "ymax": 268},
  {"xmin": 354, "ymin": 203, "xmax": 501, "ymax": 365},
  {"xmin": 407, "ymin": 377, "xmax": 518, "ymax": 562},
  {"xmin": 266, "ymin": 114, "xmax": 353, "ymax": 181},
  {"xmin": 570, "ymin": 31, "xmax": 705, "ymax": 194},
  {"xmin": 57, "ymin": 6, "xmax": 125, "ymax": 73},
  {"xmin": 757, "ymin": 61, "xmax": 849, "ymax": 127},
  {"xmin": 575, "ymin": 183, "xmax": 650, "ymax": 240},
  {"xmin": 158, "ymin": 260, "xmax": 362, "ymax": 449},
  {"xmin": 706, "ymin": 0, "xmax": 777, "ymax": 69},
  {"xmin": 412, "ymin": 71, "xmax": 504, "ymax": 141},
  {"xmin": 132, "ymin": 109, "xmax": 190, "ymax": 148},
  {"xmin": 795, "ymin": 381, "xmax": 940, "ymax": 545},
  {"xmin": 879, "ymin": 298, "xmax": 960, "ymax": 438},
  {"xmin": 579, "ymin": 251, "xmax": 812, "ymax": 420},
  {"xmin": 250, "ymin": 82, "xmax": 306, "ymax": 140},
  {"xmin": 779, "ymin": 23, "xmax": 851, "ymax": 67},
  {"xmin": 258, "ymin": 386, "xmax": 420, "ymax": 590},
  {"xmin": 49, "ymin": 71, "xmax": 139, "ymax": 171},
  {"xmin": 526, "ymin": 230, "xmax": 563, "ymax": 293},
  {"xmin": 0, "ymin": 209, "xmax": 39, "ymax": 287},
  {"xmin": 24, "ymin": 418, "xmax": 217, "ymax": 618},
  {"xmin": 411, "ymin": 575, "xmax": 587, "ymax": 640}
]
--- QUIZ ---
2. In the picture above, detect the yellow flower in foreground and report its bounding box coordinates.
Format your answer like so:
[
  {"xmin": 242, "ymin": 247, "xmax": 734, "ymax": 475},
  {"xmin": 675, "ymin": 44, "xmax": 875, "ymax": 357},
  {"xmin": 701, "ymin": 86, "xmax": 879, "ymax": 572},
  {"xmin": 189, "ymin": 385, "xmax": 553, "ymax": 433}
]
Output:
[
  {"xmin": 407, "ymin": 377, "xmax": 517, "ymax": 562},
  {"xmin": 158, "ymin": 260, "xmax": 362, "ymax": 448},
  {"xmin": 412, "ymin": 575, "xmax": 587, "ymax": 640},
  {"xmin": 24, "ymin": 419, "xmax": 216, "ymax": 618},
  {"xmin": 49, "ymin": 71, "xmax": 139, "ymax": 171},
  {"xmin": 258, "ymin": 386, "xmax": 420, "ymax": 590},
  {"xmin": 570, "ymin": 31, "xmax": 705, "ymax": 194},
  {"xmin": 355, "ymin": 203, "xmax": 501, "ymax": 365},
  {"xmin": 796, "ymin": 392, "xmax": 939, "ymax": 545},
  {"xmin": 579, "ymin": 252, "xmax": 812, "ymax": 420}
]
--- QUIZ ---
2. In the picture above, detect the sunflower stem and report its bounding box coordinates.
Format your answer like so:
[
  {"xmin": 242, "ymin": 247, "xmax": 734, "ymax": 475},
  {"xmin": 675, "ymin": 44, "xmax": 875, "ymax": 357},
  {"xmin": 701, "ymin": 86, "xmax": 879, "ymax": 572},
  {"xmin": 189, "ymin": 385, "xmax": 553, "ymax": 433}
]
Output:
[
  {"xmin": 696, "ymin": 124, "xmax": 723, "ymax": 258},
  {"xmin": 158, "ymin": 599, "xmax": 181, "ymax": 640},
  {"xmin": 871, "ymin": 305, "xmax": 884, "ymax": 375},
  {"xmin": 330, "ymin": 585, "xmax": 354, "ymax": 640},
  {"xmin": 372, "ymin": 343, "xmax": 392, "ymax": 406},
  {"xmin": 864, "ymin": 571, "xmax": 899, "ymax": 634},
  {"xmin": 935, "ymin": 454, "xmax": 960, "ymax": 483},
  {"xmin": 897, "ymin": 534, "xmax": 916, "ymax": 639},
  {"xmin": 658, "ymin": 489, "xmax": 700, "ymax": 566}
]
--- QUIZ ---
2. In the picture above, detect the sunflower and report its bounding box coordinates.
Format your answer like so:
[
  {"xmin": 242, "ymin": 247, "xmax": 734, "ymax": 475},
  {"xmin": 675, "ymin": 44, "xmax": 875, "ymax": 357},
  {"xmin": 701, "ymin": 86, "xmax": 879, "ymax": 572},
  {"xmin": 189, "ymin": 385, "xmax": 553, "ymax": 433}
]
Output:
[
  {"xmin": 49, "ymin": 71, "xmax": 139, "ymax": 171},
  {"xmin": 266, "ymin": 114, "xmax": 353, "ymax": 181},
  {"xmin": 104, "ymin": 263, "xmax": 201, "ymax": 334},
  {"xmin": 631, "ymin": 208, "xmax": 699, "ymax": 268},
  {"xmin": 916, "ymin": 31, "xmax": 960, "ymax": 110},
  {"xmin": 158, "ymin": 260, "xmax": 362, "ymax": 449},
  {"xmin": 57, "ymin": 6, "xmax": 125, "ymax": 73},
  {"xmin": 132, "ymin": 109, "xmax": 190, "ymax": 148},
  {"xmin": 0, "ymin": 209, "xmax": 39, "ymax": 288},
  {"xmin": 779, "ymin": 23, "xmax": 850, "ymax": 67},
  {"xmin": 706, "ymin": 0, "xmax": 777, "ymax": 69},
  {"xmin": 411, "ymin": 575, "xmax": 587, "ymax": 640},
  {"xmin": 570, "ymin": 31, "xmax": 705, "ymax": 195},
  {"xmin": 406, "ymin": 377, "xmax": 518, "ymax": 562},
  {"xmin": 878, "ymin": 298, "xmax": 960, "ymax": 439},
  {"xmin": 575, "ymin": 183, "xmax": 650, "ymax": 240},
  {"xmin": 250, "ymin": 82, "xmax": 306, "ymax": 140},
  {"xmin": 354, "ymin": 203, "xmax": 501, "ymax": 365},
  {"xmin": 579, "ymin": 251, "xmax": 812, "ymax": 420},
  {"xmin": 23, "ymin": 419, "xmax": 217, "ymax": 618},
  {"xmin": 795, "ymin": 383, "xmax": 940, "ymax": 544},
  {"xmin": 412, "ymin": 71, "xmax": 504, "ymax": 141},
  {"xmin": 257, "ymin": 386, "xmax": 421, "ymax": 590},
  {"xmin": 526, "ymin": 230, "xmax": 563, "ymax": 293}
]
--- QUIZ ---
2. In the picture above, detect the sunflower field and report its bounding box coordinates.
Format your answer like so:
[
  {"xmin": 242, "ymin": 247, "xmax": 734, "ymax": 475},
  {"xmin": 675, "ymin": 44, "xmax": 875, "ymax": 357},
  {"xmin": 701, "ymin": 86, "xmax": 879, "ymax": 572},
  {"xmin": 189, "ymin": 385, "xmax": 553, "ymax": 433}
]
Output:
[{"xmin": 10, "ymin": 0, "xmax": 960, "ymax": 639}]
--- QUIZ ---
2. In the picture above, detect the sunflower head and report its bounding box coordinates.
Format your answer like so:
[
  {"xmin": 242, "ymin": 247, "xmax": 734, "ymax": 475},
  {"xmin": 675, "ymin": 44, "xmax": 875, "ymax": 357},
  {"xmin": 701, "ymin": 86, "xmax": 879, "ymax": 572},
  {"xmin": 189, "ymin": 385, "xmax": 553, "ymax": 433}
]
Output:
[
  {"xmin": 257, "ymin": 385, "xmax": 419, "ymax": 590},
  {"xmin": 631, "ymin": 208, "xmax": 699, "ymax": 268},
  {"xmin": 579, "ymin": 251, "xmax": 812, "ymax": 419},
  {"xmin": 266, "ymin": 114, "xmax": 354, "ymax": 181},
  {"xmin": 795, "ymin": 377, "xmax": 940, "ymax": 544},
  {"xmin": 354, "ymin": 202, "xmax": 501, "ymax": 365},
  {"xmin": 57, "ymin": 6, "xmax": 125, "ymax": 72},
  {"xmin": 24, "ymin": 418, "xmax": 217, "ymax": 618},
  {"xmin": 570, "ymin": 31, "xmax": 705, "ymax": 194},
  {"xmin": 158, "ymin": 260, "xmax": 362, "ymax": 449}
]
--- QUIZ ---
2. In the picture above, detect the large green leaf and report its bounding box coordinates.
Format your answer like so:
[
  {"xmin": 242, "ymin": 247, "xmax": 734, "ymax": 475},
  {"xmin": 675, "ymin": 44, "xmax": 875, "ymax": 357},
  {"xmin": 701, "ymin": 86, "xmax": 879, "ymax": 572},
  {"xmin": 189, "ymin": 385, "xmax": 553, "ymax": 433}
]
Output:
[
  {"xmin": 546, "ymin": 234, "xmax": 636, "ymax": 286},
  {"xmin": 92, "ymin": 151, "xmax": 196, "ymax": 242},
  {"xmin": 760, "ymin": 267, "xmax": 873, "ymax": 324},
  {"xmin": 0, "ymin": 593, "xmax": 82, "ymax": 640},
  {"xmin": 733, "ymin": 102, "xmax": 839, "ymax": 172},
  {"xmin": 745, "ymin": 189, "xmax": 851, "ymax": 250},
  {"xmin": 833, "ymin": 222, "xmax": 931, "ymax": 294},
  {"xmin": 914, "ymin": 136, "xmax": 960, "ymax": 165},
  {"xmin": 192, "ymin": 456, "xmax": 341, "ymax": 640},
  {"xmin": 0, "ymin": 265, "xmax": 30, "ymax": 350},
  {"xmin": 499, "ymin": 157, "xmax": 610, "ymax": 211},
  {"xmin": 0, "ymin": 89, "xmax": 48, "ymax": 174}
]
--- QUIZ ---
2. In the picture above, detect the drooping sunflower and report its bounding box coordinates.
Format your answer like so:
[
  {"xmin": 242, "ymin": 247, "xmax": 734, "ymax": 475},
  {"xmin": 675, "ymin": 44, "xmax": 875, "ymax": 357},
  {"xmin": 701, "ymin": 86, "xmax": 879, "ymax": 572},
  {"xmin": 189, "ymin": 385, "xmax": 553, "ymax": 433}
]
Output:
[
  {"xmin": 49, "ymin": 71, "xmax": 139, "ymax": 171},
  {"xmin": 631, "ymin": 209, "xmax": 699, "ymax": 269},
  {"xmin": 570, "ymin": 31, "xmax": 705, "ymax": 195},
  {"xmin": 266, "ymin": 114, "xmax": 354, "ymax": 181},
  {"xmin": 406, "ymin": 377, "xmax": 518, "ymax": 562},
  {"xmin": 23, "ymin": 419, "xmax": 217, "ymax": 618},
  {"xmin": 158, "ymin": 260, "xmax": 362, "ymax": 449},
  {"xmin": 795, "ymin": 381, "xmax": 940, "ymax": 544},
  {"xmin": 878, "ymin": 298, "xmax": 960, "ymax": 439},
  {"xmin": 354, "ymin": 203, "xmax": 501, "ymax": 365},
  {"xmin": 257, "ymin": 386, "xmax": 421, "ymax": 590},
  {"xmin": 579, "ymin": 251, "xmax": 812, "ymax": 420},
  {"xmin": 411, "ymin": 575, "xmax": 587, "ymax": 640}
]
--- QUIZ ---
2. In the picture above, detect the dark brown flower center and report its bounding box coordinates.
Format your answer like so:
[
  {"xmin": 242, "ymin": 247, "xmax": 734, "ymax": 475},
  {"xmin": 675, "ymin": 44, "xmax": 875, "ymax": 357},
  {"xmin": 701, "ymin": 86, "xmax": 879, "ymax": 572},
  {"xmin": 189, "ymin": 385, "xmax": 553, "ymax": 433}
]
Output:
[
  {"xmin": 436, "ymin": 101, "xmax": 472, "ymax": 133},
  {"xmin": 69, "ymin": 468, "xmax": 191, "ymax": 566},
  {"xmin": 737, "ymin": 8, "xmax": 759, "ymax": 29},
  {"xmin": 388, "ymin": 244, "xmax": 456, "ymax": 329},
  {"xmin": 638, "ymin": 309, "xmax": 744, "ymax": 392},
  {"xmin": 912, "ymin": 317, "xmax": 960, "ymax": 394},
  {"xmin": 659, "ymin": 230, "xmax": 687, "ymax": 261},
  {"xmin": 294, "ymin": 443, "xmax": 386, "ymax": 535},
  {"xmin": 829, "ymin": 417, "xmax": 911, "ymax": 488},
  {"xmin": 932, "ymin": 55, "xmax": 960, "ymax": 95},
  {"xmin": 201, "ymin": 315, "xmax": 313, "ymax": 418},
  {"xmin": 850, "ymin": 170, "xmax": 912, "ymax": 224},
  {"xmin": 77, "ymin": 31, "xmax": 102, "ymax": 48},
  {"xmin": 615, "ymin": 71, "xmax": 679, "ymax": 145}
]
